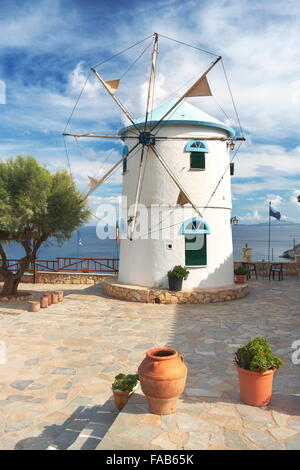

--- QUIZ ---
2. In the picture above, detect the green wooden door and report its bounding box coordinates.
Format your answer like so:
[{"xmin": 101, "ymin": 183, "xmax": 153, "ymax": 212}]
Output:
[
  {"xmin": 185, "ymin": 234, "xmax": 207, "ymax": 266},
  {"xmin": 190, "ymin": 152, "xmax": 205, "ymax": 169}
]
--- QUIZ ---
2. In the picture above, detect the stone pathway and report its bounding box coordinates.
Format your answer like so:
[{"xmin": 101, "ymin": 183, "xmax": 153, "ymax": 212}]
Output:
[
  {"xmin": 0, "ymin": 278, "xmax": 299, "ymax": 450},
  {"xmin": 98, "ymin": 391, "xmax": 300, "ymax": 450}
]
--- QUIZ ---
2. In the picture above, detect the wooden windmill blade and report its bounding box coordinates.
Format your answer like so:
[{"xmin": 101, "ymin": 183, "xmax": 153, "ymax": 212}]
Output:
[
  {"xmin": 63, "ymin": 133, "xmax": 245, "ymax": 142},
  {"xmin": 150, "ymin": 55, "xmax": 222, "ymax": 134},
  {"xmin": 143, "ymin": 33, "xmax": 159, "ymax": 129},
  {"xmin": 150, "ymin": 144, "xmax": 203, "ymax": 218},
  {"xmin": 62, "ymin": 133, "xmax": 137, "ymax": 140},
  {"xmin": 91, "ymin": 67, "xmax": 140, "ymax": 134},
  {"xmin": 83, "ymin": 141, "xmax": 141, "ymax": 199},
  {"xmin": 129, "ymin": 33, "xmax": 159, "ymax": 240},
  {"xmin": 128, "ymin": 145, "xmax": 149, "ymax": 240}
]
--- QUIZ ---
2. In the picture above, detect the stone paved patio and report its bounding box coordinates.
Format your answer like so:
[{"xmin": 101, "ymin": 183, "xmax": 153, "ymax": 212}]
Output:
[{"xmin": 0, "ymin": 278, "xmax": 299, "ymax": 450}]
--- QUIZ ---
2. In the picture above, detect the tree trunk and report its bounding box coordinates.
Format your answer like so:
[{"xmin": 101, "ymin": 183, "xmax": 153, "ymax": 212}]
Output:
[{"xmin": 1, "ymin": 275, "xmax": 21, "ymax": 296}]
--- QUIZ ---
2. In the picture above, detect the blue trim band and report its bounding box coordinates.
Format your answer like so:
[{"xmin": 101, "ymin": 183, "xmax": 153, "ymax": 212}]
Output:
[
  {"xmin": 185, "ymin": 140, "xmax": 209, "ymax": 153},
  {"xmin": 119, "ymin": 120, "xmax": 235, "ymax": 138},
  {"xmin": 181, "ymin": 217, "xmax": 211, "ymax": 235}
]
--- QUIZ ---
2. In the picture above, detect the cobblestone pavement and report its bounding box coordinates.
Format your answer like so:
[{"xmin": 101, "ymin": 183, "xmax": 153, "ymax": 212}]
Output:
[{"xmin": 0, "ymin": 278, "xmax": 299, "ymax": 450}]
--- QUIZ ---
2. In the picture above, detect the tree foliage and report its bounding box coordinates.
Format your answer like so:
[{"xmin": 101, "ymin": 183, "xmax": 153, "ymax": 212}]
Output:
[{"xmin": 0, "ymin": 155, "xmax": 91, "ymax": 295}]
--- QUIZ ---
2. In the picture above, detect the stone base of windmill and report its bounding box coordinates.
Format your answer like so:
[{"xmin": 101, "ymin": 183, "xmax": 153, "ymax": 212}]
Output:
[{"xmin": 104, "ymin": 279, "xmax": 248, "ymax": 304}]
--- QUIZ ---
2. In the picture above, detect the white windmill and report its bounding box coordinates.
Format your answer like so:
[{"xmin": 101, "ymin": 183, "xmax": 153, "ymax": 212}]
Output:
[{"xmin": 64, "ymin": 33, "xmax": 245, "ymax": 290}]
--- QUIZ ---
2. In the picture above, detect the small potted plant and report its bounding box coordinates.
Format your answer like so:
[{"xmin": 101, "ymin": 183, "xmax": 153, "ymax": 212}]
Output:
[
  {"xmin": 112, "ymin": 373, "xmax": 139, "ymax": 410},
  {"xmin": 167, "ymin": 265, "xmax": 189, "ymax": 292},
  {"xmin": 234, "ymin": 265, "xmax": 249, "ymax": 284},
  {"xmin": 234, "ymin": 337, "xmax": 284, "ymax": 406}
]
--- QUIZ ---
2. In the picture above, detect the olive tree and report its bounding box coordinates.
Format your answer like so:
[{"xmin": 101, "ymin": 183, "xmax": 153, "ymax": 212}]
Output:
[{"xmin": 0, "ymin": 155, "xmax": 90, "ymax": 296}]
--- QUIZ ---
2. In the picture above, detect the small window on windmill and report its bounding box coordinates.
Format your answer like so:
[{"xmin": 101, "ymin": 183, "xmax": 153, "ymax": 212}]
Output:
[
  {"xmin": 230, "ymin": 163, "xmax": 234, "ymax": 176},
  {"xmin": 185, "ymin": 140, "xmax": 209, "ymax": 171},
  {"xmin": 122, "ymin": 145, "xmax": 128, "ymax": 173}
]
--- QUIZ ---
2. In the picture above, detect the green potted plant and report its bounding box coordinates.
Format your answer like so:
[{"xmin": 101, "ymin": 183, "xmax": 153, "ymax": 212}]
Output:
[
  {"xmin": 234, "ymin": 337, "xmax": 284, "ymax": 406},
  {"xmin": 167, "ymin": 265, "xmax": 189, "ymax": 292},
  {"xmin": 234, "ymin": 265, "xmax": 249, "ymax": 284},
  {"xmin": 112, "ymin": 373, "xmax": 139, "ymax": 410}
]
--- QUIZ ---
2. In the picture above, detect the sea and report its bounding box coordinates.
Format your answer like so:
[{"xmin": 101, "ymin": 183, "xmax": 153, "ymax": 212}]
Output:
[{"xmin": 3, "ymin": 223, "xmax": 300, "ymax": 263}]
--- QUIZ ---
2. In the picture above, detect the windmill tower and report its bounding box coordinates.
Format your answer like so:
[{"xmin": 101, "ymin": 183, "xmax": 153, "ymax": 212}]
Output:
[
  {"xmin": 64, "ymin": 33, "xmax": 245, "ymax": 291},
  {"xmin": 118, "ymin": 98, "xmax": 236, "ymax": 289}
]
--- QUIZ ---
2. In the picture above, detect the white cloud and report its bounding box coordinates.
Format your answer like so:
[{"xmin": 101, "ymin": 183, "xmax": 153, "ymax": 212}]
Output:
[
  {"xmin": 265, "ymin": 195, "xmax": 283, "ymax": 206},
  {"xmin": 290, "ymin": 189, "xmax": 300, "ymax": 209},
  {"xmin": 239, "ymin": 210, "xmax": 263, "ymax": 222},
  {"xmin": 234, "ymin": 144, "xmax": 300, "ymax": 180}
]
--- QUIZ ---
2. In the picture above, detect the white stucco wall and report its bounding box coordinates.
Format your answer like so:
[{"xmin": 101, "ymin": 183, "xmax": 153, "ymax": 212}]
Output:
[{"xmin": 118, "ymin": 122, "xmax": 234, "ymax": 288}]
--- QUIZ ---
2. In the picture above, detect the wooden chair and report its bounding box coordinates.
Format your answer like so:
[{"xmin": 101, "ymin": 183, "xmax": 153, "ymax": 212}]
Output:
[
  {"xmin": 241, "ymin": 262, "xmax": 257, "ymax": 280},
  {"xmin": 269, "ymin": 263, "xmax": 283, "ymax": 281}
]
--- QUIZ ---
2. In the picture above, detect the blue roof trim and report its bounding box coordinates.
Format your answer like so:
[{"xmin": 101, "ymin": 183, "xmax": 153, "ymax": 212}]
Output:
[
  {"xmin": 119, "ymin": 120, "xmax": 235, "ymax": 138},
  {"xmin": 185, "ymin": 140, "xmax": 209, "ymax": 153},
  {"xmin": 180, "ymin": 217, "xmax": 211, "ymax": 235}
]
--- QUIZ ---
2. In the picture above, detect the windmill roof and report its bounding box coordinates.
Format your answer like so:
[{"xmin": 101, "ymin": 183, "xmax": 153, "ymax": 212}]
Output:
[{"xmin": 119, "ymin": 98, "xmax": 235, "ymax": 137}]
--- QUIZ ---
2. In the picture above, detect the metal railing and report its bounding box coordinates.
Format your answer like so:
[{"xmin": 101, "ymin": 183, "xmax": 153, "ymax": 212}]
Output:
[{"xmin": 2, "ymin": 257, "xmax": 119, "ymax": 277}]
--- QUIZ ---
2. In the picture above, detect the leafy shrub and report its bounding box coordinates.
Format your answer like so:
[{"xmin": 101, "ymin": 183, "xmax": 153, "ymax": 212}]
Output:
[
  {"xmin": 234, "ymin": 265, "xmax": 249, "ymax": 276},
  {"xmin": 112, "ymin": 373, "xmax": 139, "ymax": 392},
  {"xmin": 234, "ymin": 337, "xmax": 284, "ymax": 373},
  {"xmin": 168, "ymin": 265, "xmax": 190, "ymax": 280}
]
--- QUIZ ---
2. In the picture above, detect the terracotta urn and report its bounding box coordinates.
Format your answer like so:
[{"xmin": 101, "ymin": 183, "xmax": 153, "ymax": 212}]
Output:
[
  {"xmin": 51, "ymin": 293, "xmax": 59, "ymax": 304},
  {"xmin": 138, "ymin": 347, "xmax": 187, "ymax": 415},
  {"xmin": 28, "ymin": 301, "xmax": 40, "ymax": 312},
  {"xmin": 235, "ymin": 274, "xmax": 246, "ymax": 284},
  {"xmin": 235, "ymin": 365, "xmax": 274, "ymax": 407},
  {"xmin": 40, "ymin": 295, "xmax": 48, "ymax": 308},
  {"xmin": 55, "ymin": 291, "xmax": 64, "ymax": 302},
  {"xmin": 112, "ymin": 389, "xmax": 135, "ymax": 410},
  {"xmin": 47, "ymin": 293, "xmax": 52, "ymax": 306}
]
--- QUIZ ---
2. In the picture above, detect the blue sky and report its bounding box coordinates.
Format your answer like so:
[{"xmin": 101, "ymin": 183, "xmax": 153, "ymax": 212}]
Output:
[{"xmin": 0, "ymin": 0, "xmax": 300, "ymax": 224}]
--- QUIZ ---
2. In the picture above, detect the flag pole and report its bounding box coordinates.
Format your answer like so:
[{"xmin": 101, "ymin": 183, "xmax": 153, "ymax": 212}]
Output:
[
  {"xmin": 77, "ymin": 230, "xmax": 80, "ymax": 258},
  {"xmin": 268, "ymin": 201, "xmax": 271, "ymax": 262},
  {"xmin": 116, "ymin": 221, "xmax": 119, "ymax": 263}
]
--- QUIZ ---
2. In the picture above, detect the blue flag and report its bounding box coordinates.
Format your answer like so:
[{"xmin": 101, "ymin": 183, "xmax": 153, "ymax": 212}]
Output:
[{"xmin": 269, "ymin": 206, "xmax": 281, "ymax": 220}]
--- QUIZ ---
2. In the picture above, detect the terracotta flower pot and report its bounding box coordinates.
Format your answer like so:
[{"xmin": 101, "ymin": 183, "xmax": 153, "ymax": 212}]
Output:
[
  {"xmin": 40, "ymin": 295, "xmax": 48, "ymax": 308},
  {"xmin": 235, "ymin": 365, "xmax": 274, "ymax": 407},
  {"xmin": 47, "ymin": 293, "xmax": 52, "ymax": 306},
  {"xmin": 235, "ymin": 274, "xmax": 246, "ymax": 284},
  {"xmin": 51, "ymin": 293, "xmax": 59, "ymax": 304},
  {"xmin": 138, "ymin": 347, "xmax": 187, "ymax": 415},
  {"xmin": 28, "ymin": 301, "xmax": 40, "ymax": 312},
  {"xmin": 112, "ymin": 389, "xmax": 134, "ymax": 410},
  {"xmin": 56, "ymin": 291, "xmax": 63, "ymax": 302}
]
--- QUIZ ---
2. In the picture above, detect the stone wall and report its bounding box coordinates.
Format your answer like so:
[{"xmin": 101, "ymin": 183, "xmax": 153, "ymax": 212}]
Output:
[
  {"xmin": 0, "ymin": 271, "xmax": 116, "ymax": 285},
  {"xmin": 104, "ymin": 279, "xmax": 248, "ymax": 304},
  {"xmin": 234, "ymin": 260, "xmax": 300, "ymax": 277}
]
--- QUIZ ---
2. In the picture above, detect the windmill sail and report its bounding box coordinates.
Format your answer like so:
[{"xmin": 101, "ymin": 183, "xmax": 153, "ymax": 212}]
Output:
[
  {"xmin": 185, "ymin": 75, "xmax": 212, "ymax": 97},
  {"xmin": 88, "ymin": 176, "xmax": 99, "ymax": 191},
  {"xmin": 104, "ymin": 79, "xmax": 120, "ymax": 94},
  {"xmin": 177, "ymin": 191, "xmax": 189, "ymax": 206}
]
